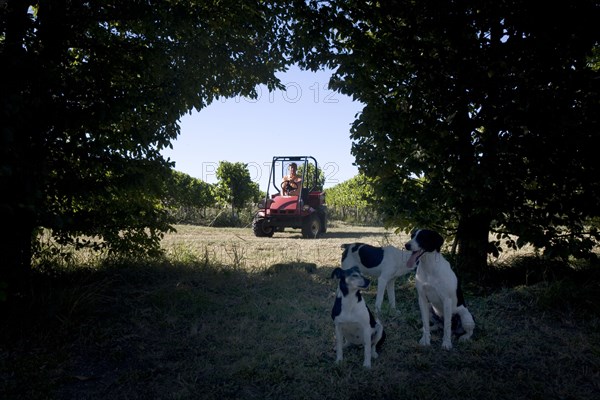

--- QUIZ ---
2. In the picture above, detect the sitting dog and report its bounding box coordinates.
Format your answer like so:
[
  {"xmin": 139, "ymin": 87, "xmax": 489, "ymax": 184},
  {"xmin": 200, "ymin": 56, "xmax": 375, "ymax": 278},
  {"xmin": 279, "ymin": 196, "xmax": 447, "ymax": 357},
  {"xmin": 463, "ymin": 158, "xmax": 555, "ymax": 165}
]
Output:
[
  {"xmin": 341, "ymin": 243, "xmax": 415, "ymax": 313},
  {"xmin": 331, "ymin": 266, "xmax": 386, "ymax": 368},
  {"xmin": 405, "ymin": 229, "xmax": 475, "ymax": 350}
]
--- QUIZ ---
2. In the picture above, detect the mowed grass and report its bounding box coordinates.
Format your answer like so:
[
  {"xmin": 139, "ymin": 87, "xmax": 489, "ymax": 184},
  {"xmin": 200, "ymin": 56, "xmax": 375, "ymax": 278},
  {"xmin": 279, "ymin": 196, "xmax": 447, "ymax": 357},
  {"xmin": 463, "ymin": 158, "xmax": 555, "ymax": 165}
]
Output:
[{"xmin": 1, "ymin": 224, "xmax": 600, "ymax": 399}]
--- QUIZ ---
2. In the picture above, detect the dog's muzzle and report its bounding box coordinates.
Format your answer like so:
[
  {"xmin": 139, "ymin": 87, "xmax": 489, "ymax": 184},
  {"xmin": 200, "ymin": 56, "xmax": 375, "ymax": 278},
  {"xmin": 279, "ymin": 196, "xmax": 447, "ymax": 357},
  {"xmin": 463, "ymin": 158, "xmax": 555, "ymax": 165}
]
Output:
[{"xmin": 360, "ymin": 278, "xmax": 371, "ymax": 289}]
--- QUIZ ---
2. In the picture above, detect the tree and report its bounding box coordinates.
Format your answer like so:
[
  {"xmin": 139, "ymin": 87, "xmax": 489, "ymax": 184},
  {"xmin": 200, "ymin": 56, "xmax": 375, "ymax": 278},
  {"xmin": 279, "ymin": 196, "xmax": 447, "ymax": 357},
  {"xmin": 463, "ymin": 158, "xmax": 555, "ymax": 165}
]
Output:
[
  {"xmin": 165, "ymin": 170, "xmax": 215, "ymax": 223},
  {"xmin": 1, "ymin": 1, "xmax": 295, "ymax": 292},
  {"xmin": 215, "ymin": 161, "xmax": 260, "ymax": 218},
  {"xmin": 294, "ymin": 0, "xmax": 600, "ymax": 273}
]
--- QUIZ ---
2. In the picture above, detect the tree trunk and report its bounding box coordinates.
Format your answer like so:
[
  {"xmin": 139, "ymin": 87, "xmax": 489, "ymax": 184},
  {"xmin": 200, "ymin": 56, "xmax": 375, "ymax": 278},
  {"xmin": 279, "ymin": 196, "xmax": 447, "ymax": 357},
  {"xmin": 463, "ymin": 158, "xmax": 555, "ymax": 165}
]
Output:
[
  {"xmin": 1, "ymin": 1, "xmax": 39, "ymax": 299},
  {"xmin": 454, "ymin": 213, "xmax": 491, "ymax": 279},
  {"xmin": 0, "ymin": 213, "xmax": 35, "ymax": 299}
]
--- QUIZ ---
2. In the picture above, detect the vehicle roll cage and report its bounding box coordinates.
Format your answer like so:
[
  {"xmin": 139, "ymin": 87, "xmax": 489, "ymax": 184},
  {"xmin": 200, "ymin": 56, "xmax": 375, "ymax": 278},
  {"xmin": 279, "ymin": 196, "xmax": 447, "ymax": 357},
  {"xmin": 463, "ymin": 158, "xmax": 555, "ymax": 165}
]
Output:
[{"xmin": 267, "ymin": 156, "xmax": 319, "ymax": 195}]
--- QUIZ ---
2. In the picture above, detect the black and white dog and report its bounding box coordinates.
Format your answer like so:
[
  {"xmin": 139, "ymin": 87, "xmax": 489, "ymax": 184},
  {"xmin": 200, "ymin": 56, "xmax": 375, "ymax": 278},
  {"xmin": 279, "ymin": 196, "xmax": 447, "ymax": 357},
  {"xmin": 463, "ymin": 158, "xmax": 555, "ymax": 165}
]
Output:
[
  {"xmin": 405, "ymin": 229, "xmax": 475, "ymax": 350},
  {"xmin": 341, "ymin": 243, "xmax": 414, "ymax": 313},
  {"xmin": 331, "ymin": 267, "xmax": 386, "ymax": 368}
]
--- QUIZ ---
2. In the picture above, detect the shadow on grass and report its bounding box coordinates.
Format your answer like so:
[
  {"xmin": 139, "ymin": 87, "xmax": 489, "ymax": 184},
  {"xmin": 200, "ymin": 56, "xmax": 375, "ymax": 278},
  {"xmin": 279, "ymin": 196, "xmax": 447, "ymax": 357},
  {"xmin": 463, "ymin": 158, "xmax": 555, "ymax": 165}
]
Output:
[
  {"xmin": 263, "ymin": 229, "xmax": 386, "ymax": 240},
  {"xmin": 263, "ymin": 262, "xmax": 318, "ymax": 275},
  {"xmin": 1, "ymin": 257, "xmax": 600, "ymax": 400},
  {"xmin": 321, "ymin": 230, "xmax": 389, "ymax": 239}
]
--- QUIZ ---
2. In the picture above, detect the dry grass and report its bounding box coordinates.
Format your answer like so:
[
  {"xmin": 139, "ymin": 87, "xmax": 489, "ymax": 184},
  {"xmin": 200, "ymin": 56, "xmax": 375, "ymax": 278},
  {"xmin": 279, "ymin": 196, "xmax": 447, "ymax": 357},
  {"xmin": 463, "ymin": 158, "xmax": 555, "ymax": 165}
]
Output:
[
  {"xmin": 161, "ymin": 222, "xmax": 409, "ymax": 270},
  {"xmin": 1, "ymin": 224, "xmax": 600, "ymax": 399}
]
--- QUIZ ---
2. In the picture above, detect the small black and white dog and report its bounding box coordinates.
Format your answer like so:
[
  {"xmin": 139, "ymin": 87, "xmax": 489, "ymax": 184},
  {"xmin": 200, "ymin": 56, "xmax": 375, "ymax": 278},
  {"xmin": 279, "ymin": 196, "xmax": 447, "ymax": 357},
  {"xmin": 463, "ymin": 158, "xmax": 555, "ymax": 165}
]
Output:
[
  {"xmin": 341, "ymin": 243, "xmax": 415, "ymax": 313},
  {"xmin": 331, "ymin": 267, "xmax": 386, "ymax": 368},
  {"xmin": 405, "ymin": 229, "xmax": 475, "ymax": 350}
]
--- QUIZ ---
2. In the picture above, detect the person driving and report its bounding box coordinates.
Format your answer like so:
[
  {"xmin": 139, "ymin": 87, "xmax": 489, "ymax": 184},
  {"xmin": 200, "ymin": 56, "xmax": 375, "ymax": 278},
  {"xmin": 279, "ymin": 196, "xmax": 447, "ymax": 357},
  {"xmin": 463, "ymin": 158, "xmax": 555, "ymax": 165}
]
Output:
[{"xmin": 281, "ymin": 162, "xmax": 302, "ymax": 196}]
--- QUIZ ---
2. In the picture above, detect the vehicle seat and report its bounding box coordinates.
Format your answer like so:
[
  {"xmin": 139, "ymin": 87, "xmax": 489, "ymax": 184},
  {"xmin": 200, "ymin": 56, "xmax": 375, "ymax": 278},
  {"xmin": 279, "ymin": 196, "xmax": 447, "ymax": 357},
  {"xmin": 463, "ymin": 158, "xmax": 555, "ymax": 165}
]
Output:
[{"xmin": 301, "ymin": 188, "xmax": 309, "ymax": 204}]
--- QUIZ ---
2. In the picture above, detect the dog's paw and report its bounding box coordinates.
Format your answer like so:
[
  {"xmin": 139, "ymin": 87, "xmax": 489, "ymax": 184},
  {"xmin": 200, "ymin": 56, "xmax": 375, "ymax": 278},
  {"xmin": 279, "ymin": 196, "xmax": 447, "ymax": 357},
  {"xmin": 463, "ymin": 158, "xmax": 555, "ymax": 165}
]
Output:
[
  {"xmin": 419, "ymin": 336, "xmax": 431, "ymax": 346},
  {"xmin": 458, "ymin": 333, "xmax": 472, "ymax": 342},
  {"xmin": 362, "ymin": 361, "xmax": 372, "ymax": 369},
  {"xmin": 441, "ymin": 340, "xmax": 453, "ymax": 350}
]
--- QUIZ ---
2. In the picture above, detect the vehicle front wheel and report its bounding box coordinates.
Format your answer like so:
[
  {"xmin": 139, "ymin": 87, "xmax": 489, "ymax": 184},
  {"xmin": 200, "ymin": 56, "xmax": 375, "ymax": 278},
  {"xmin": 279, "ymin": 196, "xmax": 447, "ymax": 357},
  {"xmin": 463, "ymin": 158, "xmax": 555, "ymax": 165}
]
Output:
[
  {"xmin": 302, "ymin": 214, "xmax": 321, "ymax": 238},
  {"xmin": 253, "ymin": 217, "xmax": 274, "ymax": 237}
]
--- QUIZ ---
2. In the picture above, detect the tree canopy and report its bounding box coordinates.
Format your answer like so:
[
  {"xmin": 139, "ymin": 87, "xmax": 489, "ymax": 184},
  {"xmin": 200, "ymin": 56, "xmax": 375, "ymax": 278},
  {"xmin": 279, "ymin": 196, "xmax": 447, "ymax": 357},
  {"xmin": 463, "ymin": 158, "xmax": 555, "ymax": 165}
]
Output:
[
  {"xmin": 295, "ymin": 0, "xmax": 600, "ymax": 271},
  {"xmin": 0, "ymin": 1, "xmax": 296, "ymax": 289},
  {"xmin": 2, "ymin": 0, "xmax": 599, "ymax": 293}
]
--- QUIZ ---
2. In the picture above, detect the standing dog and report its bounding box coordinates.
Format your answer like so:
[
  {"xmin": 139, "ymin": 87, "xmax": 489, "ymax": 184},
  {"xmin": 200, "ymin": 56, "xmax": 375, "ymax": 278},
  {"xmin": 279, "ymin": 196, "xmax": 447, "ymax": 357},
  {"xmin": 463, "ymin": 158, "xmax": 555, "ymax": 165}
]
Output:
[
  {"xmin": 331, "ymin": 266, "xmax": 386, "ymax": 368},
  {"xmin": 405, "ymin": 229, "xmax": 475, "ymax": 350},
  {"xmin": 341, "ymin": 243, "xmax": 415, "ymax": 313}
]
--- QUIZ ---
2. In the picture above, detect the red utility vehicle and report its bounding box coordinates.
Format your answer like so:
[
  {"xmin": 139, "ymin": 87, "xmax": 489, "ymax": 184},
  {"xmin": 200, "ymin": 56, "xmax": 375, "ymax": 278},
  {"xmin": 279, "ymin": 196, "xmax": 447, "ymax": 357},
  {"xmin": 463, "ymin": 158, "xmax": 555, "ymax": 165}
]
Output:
[{"xmin": 252, "ymin": 156, "xmax": 328, "ymax": 238}]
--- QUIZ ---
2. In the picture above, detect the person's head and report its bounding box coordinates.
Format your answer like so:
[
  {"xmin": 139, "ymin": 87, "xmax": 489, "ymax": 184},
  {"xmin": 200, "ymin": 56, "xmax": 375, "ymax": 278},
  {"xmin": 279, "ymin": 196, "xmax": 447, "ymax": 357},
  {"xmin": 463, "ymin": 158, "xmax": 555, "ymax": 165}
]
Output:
[{"xmin": 289, "ymin": 163, "xmax": 297, "ymax": 174}]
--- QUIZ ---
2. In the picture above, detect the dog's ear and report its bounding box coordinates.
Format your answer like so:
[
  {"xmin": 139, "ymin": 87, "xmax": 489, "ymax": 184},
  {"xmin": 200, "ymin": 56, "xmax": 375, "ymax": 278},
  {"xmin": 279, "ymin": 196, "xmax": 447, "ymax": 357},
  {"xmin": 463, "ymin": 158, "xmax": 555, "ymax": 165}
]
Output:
[
  {"xmin": 421, "ymin": 230, "xmax": 444, "ymax": 252},
  {"xmin": 347, "ymin": 266, "xmax": 361, "ymax": 275},
  {"xmin": 341, "ymin": 245, "xmax": 349, "ymax": 263},
  {"xmin": 432, "ymin": 231, "xmax": 444, "ymax": 252},
  {"xmin": 331, "ymin": 268, "xmax": 344, "ymax": 279},
  {"xmin": 410, "ymin": 228, "xmax": 419, "ymax": 239}
]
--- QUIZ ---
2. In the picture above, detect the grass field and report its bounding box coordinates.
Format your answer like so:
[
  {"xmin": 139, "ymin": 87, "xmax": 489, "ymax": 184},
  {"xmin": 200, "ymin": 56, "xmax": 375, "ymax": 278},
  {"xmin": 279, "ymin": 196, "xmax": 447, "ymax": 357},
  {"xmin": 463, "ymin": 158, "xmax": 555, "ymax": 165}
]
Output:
[{"xmin": 1, "ymin": 223, "xmax": 600, "ymax": 399}]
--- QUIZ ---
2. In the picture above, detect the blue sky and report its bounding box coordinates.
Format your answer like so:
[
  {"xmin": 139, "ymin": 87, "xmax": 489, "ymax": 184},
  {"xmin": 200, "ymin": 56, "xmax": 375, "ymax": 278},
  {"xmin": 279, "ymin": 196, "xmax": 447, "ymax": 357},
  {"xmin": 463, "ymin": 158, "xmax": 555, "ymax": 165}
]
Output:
[{"xmin": 161, "ymin": 66, "xmax": 364, "ymax": 189}]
